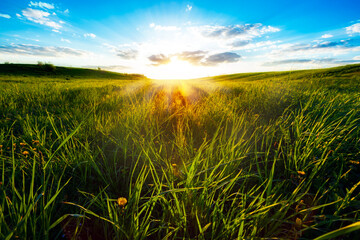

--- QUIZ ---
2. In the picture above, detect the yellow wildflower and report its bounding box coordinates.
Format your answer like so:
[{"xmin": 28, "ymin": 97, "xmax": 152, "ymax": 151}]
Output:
[
  {"xmin": 297, "ymin": 171, "xmax": 305, "ymax": 176},
  {"xmin": 117, "ymin": 197, "xmax": 127, "ymax": 207},
  {"xmin": 22, "ymin": 151, "xmax": 29, "ymax": 155},
  {"xmin": 20, "ymin": 143, "xmax": 26, "ymax": 146}
]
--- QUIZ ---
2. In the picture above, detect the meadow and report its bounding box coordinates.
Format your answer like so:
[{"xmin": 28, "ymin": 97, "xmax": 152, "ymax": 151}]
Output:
[{"xmin": 1, "ymin": 63, "xmax": 360, "ymax": 239}]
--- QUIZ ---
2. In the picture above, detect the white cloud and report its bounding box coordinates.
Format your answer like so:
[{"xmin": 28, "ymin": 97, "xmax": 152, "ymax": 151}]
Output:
[
  {"xmin": 186, "ymin": 5, "xmax": 192, "ymax": 12},
  {"xmin": 16, "ymin": 13, "xmax": 21, "ymax": 18},
  {"xmin": 22, "ymin": 8, "xmax": 62, "ymax": 29},
  {"xmin": 321, "ymin": 34, "xmax": 333, "ymax": 38},
  {"xmin": 84, "ymin": 33, "xmax": 96, "ymax": 38},
  {"xmin": 102, "ymin": 43, "xmax": 117, "ymax": 52},
  {"xmin": 52, "ymin": 29, "xmax": 60, "ymax": 33},
  {"xmin": 64, "ymin": 9, "xmax": 69, "ymax": 14},
  {"xmin": 0, "ymin": 13, "xmax": 11, "ymax": 19},
  {"xmin": 196, "ymin": 24, "xmax": 280, "ymax": 40},
  {"xmin": 346, "ymin": 23, "xmax": 360, "ymax": 35},
  {"xmin": 266, "ymin": 40, "xmax": 360, "ymax": 61},
  {"xmin": 0, "ymin": 43, "xmax": 88, "ymax": 57},
  {"xmin": 117, "ymin": 49, "xmax": 138, "ymax": 59},
  {"xmin": 232, "ymin": 40, "xmax": 281, "ymax": 50},
  {"xmin": 102, "ymin": 43, "xmax": 139, "ymax": 59},
  {"xmin": 149, "ymin": 23, "xmax": 180, "ymax": 31},
  {"xmin": 61, "ymin": 38, "xmax": 71, "ymax": 43},
  {"xmin": 29, "ymin": 1, "xmax": 55, "ymax": 10},
  {"xmin": 354, "ymin": 56, "xmax": 360, "ymax": 60}
]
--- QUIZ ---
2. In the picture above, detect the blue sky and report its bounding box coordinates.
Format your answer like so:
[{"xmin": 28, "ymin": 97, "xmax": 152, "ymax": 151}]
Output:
[{"xmin": 0, "ymin": 0, "xmax": 360, "ymax": 78}]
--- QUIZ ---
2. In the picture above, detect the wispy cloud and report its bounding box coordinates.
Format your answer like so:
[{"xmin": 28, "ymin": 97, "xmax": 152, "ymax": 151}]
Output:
[
  {"xmin": 21, "ymin": 8, "xmax": 62, "ymax": 29},
  {"xmin": 204, "ymin": 52, "xmax": 241, "ymax": 65},
  {"xmin": 321, "ymin": 34, "xmax": 333, "ymax": 38},
  {"xmin": 149, "ymin": 23, "xmax": 180, "ymax": 31},
  {"xmin": 186, "ymin": 5, "xmax": 192, "ymax": 12},
  {"xmin": 148, "ymin": 51, "xmax": 241, "ymax": 66},
  {"xmin": 102, "ymin": 43, "xmax": 139, "ymax": 59},
  {"xmin": 288, "ymin": 40, "xmax": 358, "ymax": 51},
  {"xmin": 29, "ymin": 1, "xmax": 54, "ymax": 10},
  {"xmin": 231, "ymin": 40, "xmax": 251, "ymax": 47},
  {"xmin": 346, "ymin": 23, "xmax": 360, "ymax": 35},
  {"xmin": 0, "ymin": 13, "xmax": 11, "ymax": 19},
  {"xmin": 148, "ymin": 54, "xmax": 171, "ymax": 66},
  {"xmin": 263, "ymin": 58, "xmax": 360, "ymax": 66},
  {"xmin": 199, "ymin": 24, "xmax": 280, "ymax": 39},
  {"xmin": 177, "ymin": 51, "xmax": 208, "ymax": 65},
  {"xmin": 269, "ymin": 39, "xmax": 360, "ymax": 58},
  {"xmin": 117, "ymin": 49, "xmax": 138, "ymax": 59},
  {"xmin": 263, "ymin": 58, "xmax": 328, "ymax": 66},
  {"xmin": 0, "ymin": 44, "xmax": 88, "ymax": 57},
  {"xmin": 61, "ymin": 38, "xmax": 71, "ymax": 43},
  {"xmin": 84, "ymin": 33, "xmax": 96, "ymax": 38}
]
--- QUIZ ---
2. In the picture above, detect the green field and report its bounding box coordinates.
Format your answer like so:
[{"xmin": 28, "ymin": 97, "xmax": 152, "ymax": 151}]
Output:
[{"xmin": 1, "ymin": 63, "xmax": 360, "ymax": 239}]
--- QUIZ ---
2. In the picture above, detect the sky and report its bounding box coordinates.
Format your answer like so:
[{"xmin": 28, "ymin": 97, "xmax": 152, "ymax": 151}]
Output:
[{"xmin": 0, "ymin": 0, "xmax": 360, "ymax": 79}]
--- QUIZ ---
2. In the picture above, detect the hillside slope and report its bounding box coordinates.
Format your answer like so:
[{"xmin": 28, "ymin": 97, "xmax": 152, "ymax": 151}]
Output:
[
  {"xmin": 205, "ymin": 63, "xmax": 360, "ymax": 82},
  {"xmin": 0, "ymin": 63, "xmax": 147, "ymax": 80}
]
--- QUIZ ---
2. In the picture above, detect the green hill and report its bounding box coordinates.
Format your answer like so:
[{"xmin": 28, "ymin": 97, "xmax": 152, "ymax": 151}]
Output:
[
  {"xmin": 205, "ymin": 63, "xmax": 360, "ymax": 82},
  {"xmin": 0, "ymin": 63, "xmax": 147, "ymax": 80}
]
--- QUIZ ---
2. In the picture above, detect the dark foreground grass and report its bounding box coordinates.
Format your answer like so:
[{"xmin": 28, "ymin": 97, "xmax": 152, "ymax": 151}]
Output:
[{"xmin": 0, "ymin": 64, "xmax": 360, "ymax": 239}]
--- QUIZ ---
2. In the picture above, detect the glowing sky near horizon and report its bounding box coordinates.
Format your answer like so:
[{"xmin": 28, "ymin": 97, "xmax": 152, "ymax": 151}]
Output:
[{"xmin": 0, "ymin": 0, "xmax": 360, "ymax": 79}]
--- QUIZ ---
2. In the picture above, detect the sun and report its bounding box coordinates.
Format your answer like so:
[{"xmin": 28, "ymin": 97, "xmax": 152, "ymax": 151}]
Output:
[{"xmin": 147, "ymin": 57, "xmax": 205, "ymax": 80}]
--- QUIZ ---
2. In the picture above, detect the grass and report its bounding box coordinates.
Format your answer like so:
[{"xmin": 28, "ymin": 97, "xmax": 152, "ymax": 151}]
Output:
[{"xmin": 0, "ymin": 63, "xmax": 360, "ymax": 239}]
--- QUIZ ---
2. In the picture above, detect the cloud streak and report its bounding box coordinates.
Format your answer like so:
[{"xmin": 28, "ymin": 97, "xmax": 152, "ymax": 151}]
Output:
[
  {"xmin": 84, "ymin": 33, "xmax": 96, "ymax": 38},
  {"xmin": 0, "ymin": 44, "xmax": 88, "ymax": 57},
  {"xmin": 263, "ymin": 58, "xmax": 360, "ymax": 66},
  {"xmin": 117, "ymin": 49, "xmax": 138, "ymax": 59},
  {"xmin": 199, "ymin": 23, "xmax": 280, "ymax": 39},
  {"xmin": 268, "ymin": 39, "xmax": 360, "ymax": 59},
  {"xmin": 321, "ymin": 34, "xmax": 333, "ymax": 38},
  {"xmin": 204, "ymin": 52, "xmax": 241, "ymax": 65},
  {"xmin": 148, "ymin": 51, "xmax": 241, "ymax": 66},
  {"xmin": 177, "ymin": 51, "xmax": 208, "ymax": 65},
  {"xmin": 0, "ymin": 13, "xmax": 11, "ymax": 19},
  {"xmin": 29, "ymin": 1, "xmax": 54, "ymax": 10},
  {"xmin": 61, "ymin": 38, "xmax": 71, "ymax": 43},
  {"xmin": 148, "ymin": 54, "xmax": 171, "ymax": 66},
  {"xmin": 346, "ymin": 23, "xmax": 360, "ymax": 35},
  {"xmin": 21, "ymin": 8, "xmax": 62, "ymax": 29},
  {"xmin": 149, "ymin": 23, "xmax": 180, "ymax": 31}
]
